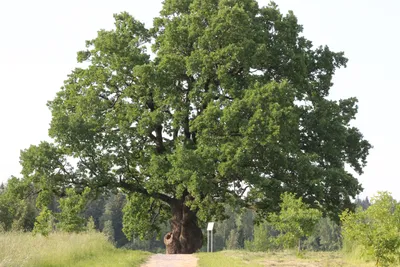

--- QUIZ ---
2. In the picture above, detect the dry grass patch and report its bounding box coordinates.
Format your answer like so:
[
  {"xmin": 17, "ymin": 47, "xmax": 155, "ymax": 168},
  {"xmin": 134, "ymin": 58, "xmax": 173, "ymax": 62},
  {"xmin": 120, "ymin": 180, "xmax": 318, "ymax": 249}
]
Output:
[{"xmin": 197, "ymin": 250, "xmax": 377, "ymax": 267}]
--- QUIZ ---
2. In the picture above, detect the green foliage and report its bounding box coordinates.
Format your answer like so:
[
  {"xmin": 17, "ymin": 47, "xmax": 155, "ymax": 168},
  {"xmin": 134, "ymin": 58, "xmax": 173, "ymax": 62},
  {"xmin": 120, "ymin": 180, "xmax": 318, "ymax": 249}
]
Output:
[
  {"xmin": 244, "ymin": 222, "xmax": 277, "ymax": 252},
  {"xmin": 33, "ymin": 207, "xmax": 54, "ymax": 236},
  {"xmin": 84, "ymin": 191, "xmax": 167, "ymax": 251},
  {"xmin": 226, "ymin": 229, "xmax": 239, "ymax": 250},
  {"xmin": 304, "ymin": 217, "xmax": 342, "ymax": 251},
  {"xmin": 341, "ymin": 192, "xmax": 400, "ymax": 266},
  {"xmin": 99, "ymin": 193, "xmax": 128, "ymax": 246},
  {"xmin": 86, "ymin": 216, "xmax": 96, "ymax": 232},
  {"xmin": 269, "ymin": 193, "xmax": 322, "ymax": 250},
  {"xmin": 213, "ymin": 206, "xmax": 238, "ymax": 250},
  {"xmin": 57, "ymin": 187, "xmax": 91, "ymax": 233},
  {"xmin": 0, "ymin": 177, "xmax": 38, "ymax": 232},
  {"xmin": 17, "ymin": 0, "xmax": 370, "ymax": 242},
  {"xmin": 236, "ymin": 209, "xmax": 255, "ymax": 249},
  {"xmin": 103, "ymin": 220, "xmax": 115, "ymax": 243},
  {"xmin": 84, "ymin": 195, "xmax": 107, "ymax": 230},
  {"xmin": 317, "ymin": 217, "xmax": 342, "ymax": 251},
  {"xmin": 122, "ymin": 193, "xmax": 169, "ymax": 240},
  {"xmin": 33, "ymin": 187, "xmax": 90, "ymax": 235}
]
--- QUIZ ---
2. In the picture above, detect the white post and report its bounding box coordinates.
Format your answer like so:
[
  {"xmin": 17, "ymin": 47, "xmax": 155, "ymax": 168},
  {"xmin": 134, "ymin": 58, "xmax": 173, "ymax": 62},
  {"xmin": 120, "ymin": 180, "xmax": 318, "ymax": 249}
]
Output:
[{"xmin": 207, "ymin": 222, "xmax": 215, "ymax": 253}]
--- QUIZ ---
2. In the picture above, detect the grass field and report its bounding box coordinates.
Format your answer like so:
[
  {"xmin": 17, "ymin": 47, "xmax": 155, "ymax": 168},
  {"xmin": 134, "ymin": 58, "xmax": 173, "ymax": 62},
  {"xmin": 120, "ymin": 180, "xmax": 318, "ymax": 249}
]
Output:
[
  {"xmin": 197, "ymin": 250, "xmax": 377, "ymax": 267},
  {"xmin": 0, "ymin": 232, "xmax": 385, "ymax": 267},
  {"xmin": 0, "ymin": 231, "xmax": 151, "ymax": 267}
]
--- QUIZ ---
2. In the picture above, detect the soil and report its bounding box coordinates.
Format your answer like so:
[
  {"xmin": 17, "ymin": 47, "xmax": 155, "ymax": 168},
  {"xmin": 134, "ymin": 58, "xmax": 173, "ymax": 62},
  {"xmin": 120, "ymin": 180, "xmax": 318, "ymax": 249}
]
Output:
[{"xmin": 141, "ymin": 254, "xmax": 198, "ymax": 267}]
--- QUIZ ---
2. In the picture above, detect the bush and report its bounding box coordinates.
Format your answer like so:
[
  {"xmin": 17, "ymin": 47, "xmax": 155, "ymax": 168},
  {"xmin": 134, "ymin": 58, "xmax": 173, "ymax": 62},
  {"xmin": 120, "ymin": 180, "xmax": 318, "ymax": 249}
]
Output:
[{"xmin": 341, "ymin": 191, "xmax": 400, "ymax": 266}]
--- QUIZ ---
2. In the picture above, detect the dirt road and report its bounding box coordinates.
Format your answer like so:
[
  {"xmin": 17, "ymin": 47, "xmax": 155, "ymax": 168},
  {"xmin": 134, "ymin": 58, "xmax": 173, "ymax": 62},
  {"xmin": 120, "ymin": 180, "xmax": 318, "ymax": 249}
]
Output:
[{"xmin": 141, "ymin": 254, "xmax": 198, "ymax": 267}]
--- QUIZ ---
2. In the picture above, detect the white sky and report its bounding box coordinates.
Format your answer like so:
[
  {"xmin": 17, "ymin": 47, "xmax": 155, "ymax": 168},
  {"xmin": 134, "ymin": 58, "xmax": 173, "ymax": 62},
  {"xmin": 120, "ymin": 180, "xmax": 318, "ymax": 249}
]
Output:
[{"xmin": 0, "ymin": 0, "xmax": 397, "ymax": 199}]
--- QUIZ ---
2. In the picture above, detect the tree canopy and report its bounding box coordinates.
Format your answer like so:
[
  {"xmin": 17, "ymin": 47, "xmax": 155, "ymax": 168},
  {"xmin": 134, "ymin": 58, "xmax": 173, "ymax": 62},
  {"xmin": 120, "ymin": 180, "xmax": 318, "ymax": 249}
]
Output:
[{"xmin": 18, "ymin": 0, "xmax": 370, "ymax": 253}]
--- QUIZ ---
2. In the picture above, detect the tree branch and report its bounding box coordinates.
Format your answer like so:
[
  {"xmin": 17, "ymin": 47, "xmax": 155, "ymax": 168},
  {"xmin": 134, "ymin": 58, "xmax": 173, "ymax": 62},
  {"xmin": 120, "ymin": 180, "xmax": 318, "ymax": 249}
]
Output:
[{"xmin": 118, "ymin": 180, "xmax": 174, "ymax": 205}]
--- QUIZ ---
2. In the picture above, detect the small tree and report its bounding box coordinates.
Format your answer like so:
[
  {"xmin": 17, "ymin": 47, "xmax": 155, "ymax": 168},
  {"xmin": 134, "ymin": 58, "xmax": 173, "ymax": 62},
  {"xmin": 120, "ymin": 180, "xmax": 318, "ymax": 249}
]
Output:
[
  {"xmin": 304, "ymin": 217, "xmax": 342, "ymax": 251},
  {"xmin": 86, "ymin": 216, "xmax": 96, "ymax": 232},
  {"xmin": 103, "ymin": 220, "xmax": 115, "ymax": 243},
  {"xmin": 226, "ymin": 229, "xmax": 239, "ymax": 250},
  {"xmin": 102, "ymin": 193, "xmax": 129, "ymax": 247},
  {"xmin": 269, "ymin": 192, "xmax": 322, "ymax": 252},
  {"xmin": 57, "ymin": 187, "xmax": 91, "ymax": 233},
  {"xmin": 341, "ymin": 192, "xmax": 400, "ymax": 266},
  {"xmin": 245, "ymin": 222, "xmax": 277, "ymax": 251},
  {"xmin": 33, "ymin": 207, "xmax": 54, "ymax": 236},
  {"xmin": 237, "ymin": 209, "xmax": 255, "ymax": 249}
]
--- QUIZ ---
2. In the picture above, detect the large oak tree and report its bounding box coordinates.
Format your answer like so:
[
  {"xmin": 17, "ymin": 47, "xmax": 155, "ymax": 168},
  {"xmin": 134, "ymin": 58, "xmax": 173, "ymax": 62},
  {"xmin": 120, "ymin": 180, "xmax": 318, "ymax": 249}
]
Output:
[{"xmin": 19, "ymin": 0, "xmax": 371, "ymax": 253}]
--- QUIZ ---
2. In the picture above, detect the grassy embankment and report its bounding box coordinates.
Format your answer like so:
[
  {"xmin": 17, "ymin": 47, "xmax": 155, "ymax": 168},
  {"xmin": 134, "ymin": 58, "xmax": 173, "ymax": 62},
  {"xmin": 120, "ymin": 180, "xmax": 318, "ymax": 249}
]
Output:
[
  {"xmin": 0, "ymin": 231, "xmax": 151, "ymax": 267},
  {"xmin": 197, "ymin": 250, "xmax": 377, "ymax": 267}
]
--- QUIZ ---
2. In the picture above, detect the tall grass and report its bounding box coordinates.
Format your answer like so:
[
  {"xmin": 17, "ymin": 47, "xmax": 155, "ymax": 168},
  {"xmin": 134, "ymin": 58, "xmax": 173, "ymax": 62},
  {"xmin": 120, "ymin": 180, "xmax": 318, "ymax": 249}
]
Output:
[
  {"xmin": 341, "ymin": 238, "xmax": 376, "ymax": 266},
  {"xmin": 0, "ymin": 231, "xmax": 150, "ymax": 267}
]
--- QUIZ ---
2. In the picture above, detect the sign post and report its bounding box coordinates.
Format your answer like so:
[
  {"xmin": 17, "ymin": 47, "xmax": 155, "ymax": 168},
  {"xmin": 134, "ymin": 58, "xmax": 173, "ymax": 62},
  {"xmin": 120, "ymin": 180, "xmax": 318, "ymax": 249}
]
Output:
[{"xmin": 207, "ymin": 222, "xmax": 215, "ymax": 252}]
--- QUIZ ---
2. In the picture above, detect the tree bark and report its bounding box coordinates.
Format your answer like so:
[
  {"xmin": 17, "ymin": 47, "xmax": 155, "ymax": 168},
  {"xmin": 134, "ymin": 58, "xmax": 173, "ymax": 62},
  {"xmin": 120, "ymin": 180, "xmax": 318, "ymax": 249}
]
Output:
[{"xmin": 164, "ymin": 200, "xmax": 203, "ymax": 254}]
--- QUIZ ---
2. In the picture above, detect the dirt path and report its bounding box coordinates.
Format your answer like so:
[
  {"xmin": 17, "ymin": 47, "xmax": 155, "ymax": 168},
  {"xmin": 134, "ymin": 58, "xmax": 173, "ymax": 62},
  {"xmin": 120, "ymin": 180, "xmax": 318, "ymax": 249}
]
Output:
[{"xmin": 141, "ymin": 254, "xmax": 198, "ymax": 267}]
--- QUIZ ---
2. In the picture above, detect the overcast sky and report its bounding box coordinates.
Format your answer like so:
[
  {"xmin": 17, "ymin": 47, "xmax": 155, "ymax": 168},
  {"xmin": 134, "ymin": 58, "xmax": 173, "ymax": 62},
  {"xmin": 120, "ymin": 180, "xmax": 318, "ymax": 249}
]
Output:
[{"xmin": 0, "ymin": 0, "xmax": 397, "ymax": 199}]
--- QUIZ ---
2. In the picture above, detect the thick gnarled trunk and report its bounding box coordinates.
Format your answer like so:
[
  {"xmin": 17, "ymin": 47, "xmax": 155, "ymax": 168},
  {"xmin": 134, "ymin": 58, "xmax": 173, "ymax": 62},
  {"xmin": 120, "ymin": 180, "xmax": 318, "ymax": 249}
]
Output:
[{"xmin": 164, "ymin": 201, "xmax": 203, "ymax": 254}]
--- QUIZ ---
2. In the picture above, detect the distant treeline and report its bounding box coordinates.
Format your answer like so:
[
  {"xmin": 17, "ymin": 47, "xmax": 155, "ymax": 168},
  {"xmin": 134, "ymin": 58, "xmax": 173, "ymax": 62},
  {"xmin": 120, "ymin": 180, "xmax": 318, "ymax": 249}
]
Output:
[{"xmin": 0, "ymin": 178, "xmax": 371, "ymax": 253}]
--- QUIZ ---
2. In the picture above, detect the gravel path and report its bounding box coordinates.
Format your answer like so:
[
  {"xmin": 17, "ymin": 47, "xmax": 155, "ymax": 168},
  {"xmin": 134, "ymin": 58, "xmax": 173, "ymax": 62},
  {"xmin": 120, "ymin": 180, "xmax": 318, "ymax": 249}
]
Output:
[{"xmin": 141, "ymin": 254, "xmax": 198, "ymax": 267}]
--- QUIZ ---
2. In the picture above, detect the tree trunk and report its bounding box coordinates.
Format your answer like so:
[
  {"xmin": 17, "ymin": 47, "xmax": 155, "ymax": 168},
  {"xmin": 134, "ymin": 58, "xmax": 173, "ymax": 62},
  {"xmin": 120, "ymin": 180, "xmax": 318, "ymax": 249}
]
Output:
[{"xmin": 164, "ymin": 200, "xmax": 203, "ymax": 254}]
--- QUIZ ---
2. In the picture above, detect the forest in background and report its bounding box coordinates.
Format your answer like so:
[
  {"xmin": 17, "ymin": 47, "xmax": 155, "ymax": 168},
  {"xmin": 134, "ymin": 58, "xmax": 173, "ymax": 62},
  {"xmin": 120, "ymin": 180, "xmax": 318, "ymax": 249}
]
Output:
[{"xmin": 0, "ymin": 178, "xmax": 371, "ymax": 253}]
